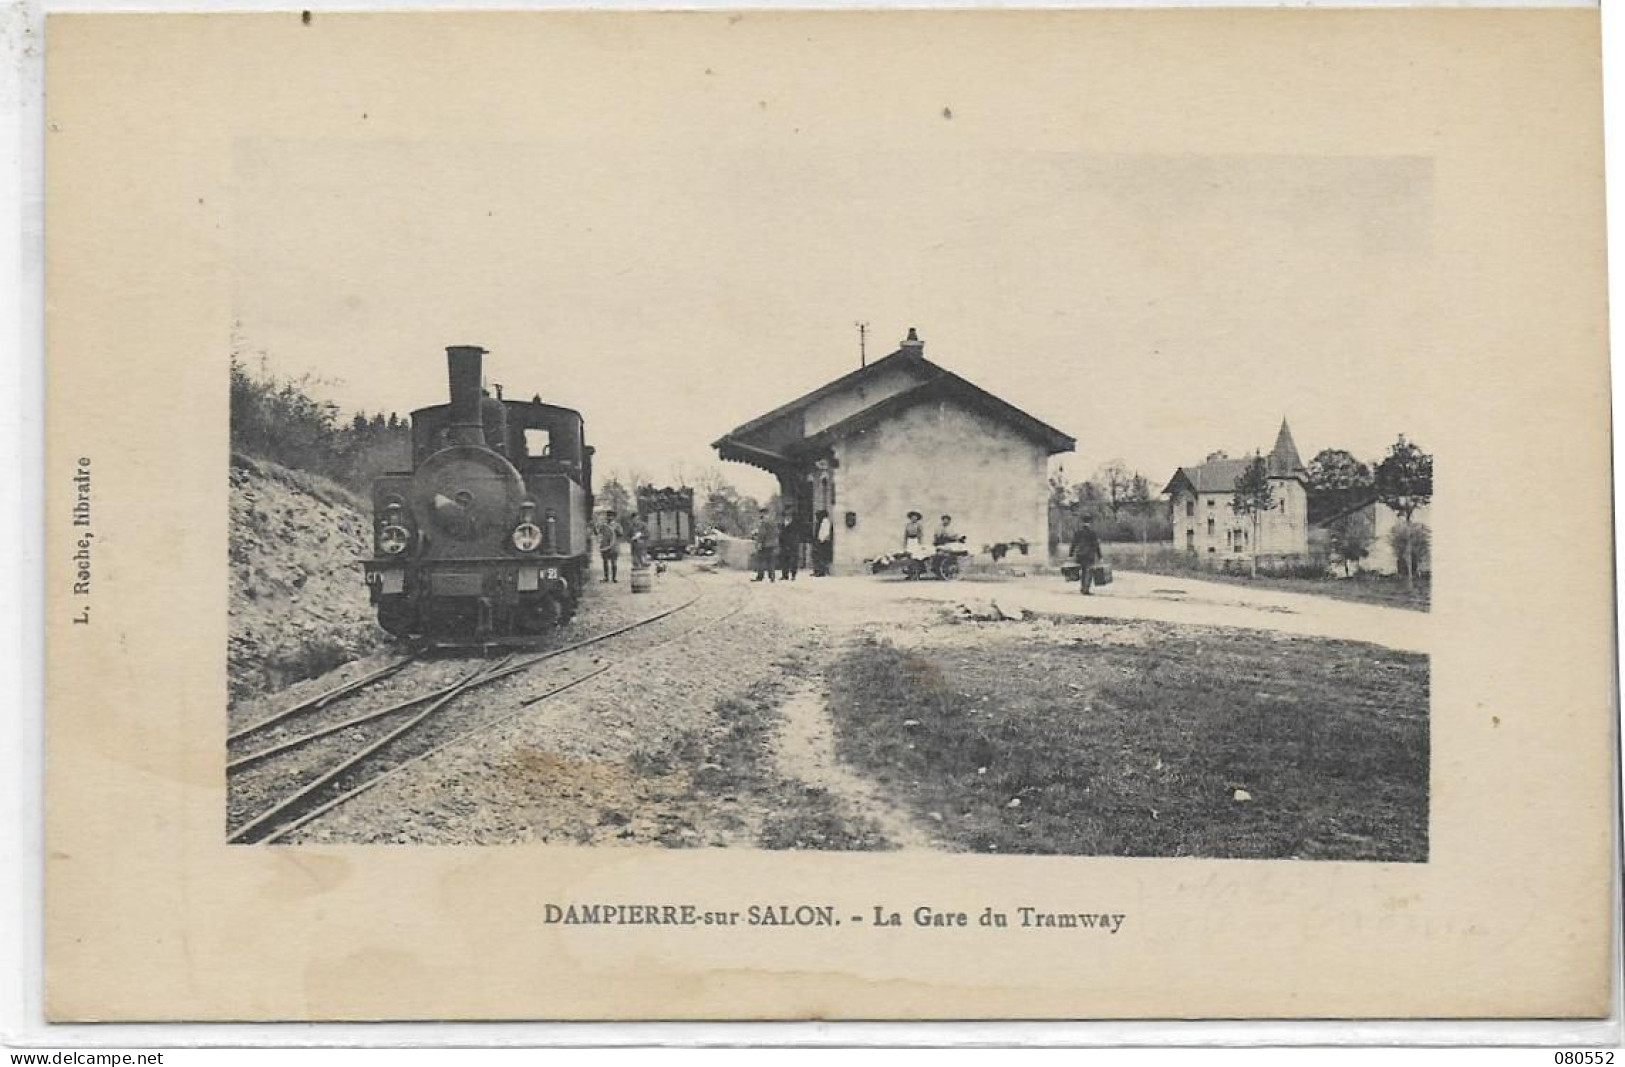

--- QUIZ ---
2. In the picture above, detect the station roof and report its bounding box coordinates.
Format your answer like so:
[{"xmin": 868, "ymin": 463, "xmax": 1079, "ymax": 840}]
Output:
[{"xmin": 712, "ymin": 333, "xmax": 1075, "ymax": 475}]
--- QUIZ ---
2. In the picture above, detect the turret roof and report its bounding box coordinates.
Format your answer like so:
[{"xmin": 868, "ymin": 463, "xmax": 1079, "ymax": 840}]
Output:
[{"xmin": 1267, "ymin": 418, "xmax": 1305, "ymax": 477}]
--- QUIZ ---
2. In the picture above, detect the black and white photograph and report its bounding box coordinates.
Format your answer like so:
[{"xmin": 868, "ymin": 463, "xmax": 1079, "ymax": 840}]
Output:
[{"xmin": 223, "ymin": 80, "xmax": 1433, "ymax": 860}]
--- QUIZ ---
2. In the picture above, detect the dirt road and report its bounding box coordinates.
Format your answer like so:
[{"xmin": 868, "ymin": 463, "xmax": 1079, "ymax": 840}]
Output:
[
  {"xmin": 836, "ymin": 566, "xmax": 1432, "ymax": 653},
  {"xmin": 266, "ymin": 560, "xmax": 1428, "ymax": 848}
]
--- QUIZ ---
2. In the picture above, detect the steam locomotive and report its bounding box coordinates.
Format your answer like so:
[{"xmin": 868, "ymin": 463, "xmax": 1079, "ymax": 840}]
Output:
[{"xmin": 363, "ymin": 345, "xmax": 593, "ymax": 639}]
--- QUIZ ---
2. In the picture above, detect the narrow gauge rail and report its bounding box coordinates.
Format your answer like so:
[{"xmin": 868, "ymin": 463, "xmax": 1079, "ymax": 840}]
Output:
[
  {"xmin": 237, "ymin": 586, "xmax": 753, "ymax": 845},
  {"xmin": 227, "ymin": 654, "xmax": 422, "ymax": 746},
  {"xmin": 228, "ymin": 581, "xmax": 708, "ymax": 766},
  {"xmin": 227, "ymin": 577, "xmax": 725, "ymax": 845}
]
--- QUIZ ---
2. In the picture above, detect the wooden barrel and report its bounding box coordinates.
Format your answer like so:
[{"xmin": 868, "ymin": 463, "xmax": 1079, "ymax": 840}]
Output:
[{"xmin": 630, "ymin": 567, "xmax": 653, "ymax": 593}]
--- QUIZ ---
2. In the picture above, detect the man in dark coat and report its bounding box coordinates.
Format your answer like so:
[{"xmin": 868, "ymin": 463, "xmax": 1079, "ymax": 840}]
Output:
[
  {"xmin": 1071, "ymin": 514, "xmax": 1104, "ymax": 595},
  {"xmin": 752, "ymin": 508, "xmax": 778, "ymax": 583},
  {"xmin": 778, "ymin": 512, "xmax": 802, "ymax": 581}
]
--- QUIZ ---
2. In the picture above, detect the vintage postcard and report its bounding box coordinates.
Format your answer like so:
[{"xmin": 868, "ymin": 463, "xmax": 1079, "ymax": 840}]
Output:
[{"xmin": 43, "ymin": 9, "xmax": 1613, "ymax": 1021}]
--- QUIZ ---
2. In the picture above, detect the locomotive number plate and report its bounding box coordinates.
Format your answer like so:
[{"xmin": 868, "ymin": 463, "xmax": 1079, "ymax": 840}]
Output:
[{"xmin": 517, "ymin": 567, "xmax": 560, "ymax": 592}]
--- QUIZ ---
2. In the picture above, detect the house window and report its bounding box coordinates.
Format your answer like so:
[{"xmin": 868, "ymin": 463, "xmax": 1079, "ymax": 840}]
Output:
[
  {"xmin": 1207, "ymin": 517, "xmax": 1215, "ymax": 536},
  {"xmin": 1185, "ymin": 500, "xmax": 1194, "ymax": 517},
  {"xmin": 1207, "ymin": 498, "xmax": 1215, "ymax": 507},
  {"xmin": 1186, "ymin": 529, "xmax": 1195, "ymax": 549}
]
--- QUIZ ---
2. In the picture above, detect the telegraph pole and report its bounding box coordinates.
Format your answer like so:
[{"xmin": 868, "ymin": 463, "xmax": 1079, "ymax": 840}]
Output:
[{"xmin": 855, "ymin": 321, "xmax": 869, "ymax": 367}]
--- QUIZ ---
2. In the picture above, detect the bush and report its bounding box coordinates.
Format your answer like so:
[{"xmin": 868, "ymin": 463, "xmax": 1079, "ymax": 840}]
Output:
[
  {"xmin": 1052, "ymin": 508, "xmax": 1172, "ymax": 546},
  {"xmin": 1388, "ymin": 520, "xmax": 1431, "ymax": 579},
  {"xmin": 231, "ymin": 353, "xmax": 410, "ymax": 494},
  {"xmin": 1259, "ymin": 559, "xmax": 1332, "ymax": 580}
]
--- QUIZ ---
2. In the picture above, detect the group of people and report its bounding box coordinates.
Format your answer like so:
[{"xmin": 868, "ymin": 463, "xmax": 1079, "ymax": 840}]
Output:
[
  {"xmin": 591, "ymin": 509, "xmax": 651, "ymax": 583},
  {"xmin": 596, "ymin": 502, "xmax": 1103, "ymax": 594},
  {"xmin": 752, "ymin": 508, "xmax": 835, "ymax": 582},
  {"xmin": 902, "ymin": 510, "xmax": 963, "ymax": 558}
]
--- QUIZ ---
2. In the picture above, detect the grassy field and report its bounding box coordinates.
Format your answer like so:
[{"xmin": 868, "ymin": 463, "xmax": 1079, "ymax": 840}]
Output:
[
  {"xmin": 825, "ymin": 621, "xmax": 1429, "ymax": 860},
  {"xmin": 1099, "ymin": 543, "xmax": 1431, "ymax": 611}
]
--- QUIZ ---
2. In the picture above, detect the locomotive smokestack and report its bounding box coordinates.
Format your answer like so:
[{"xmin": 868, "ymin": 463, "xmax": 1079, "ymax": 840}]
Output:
[{"xmin": 446, "ymin": 345, "xmax": 487, "ymax": 447}]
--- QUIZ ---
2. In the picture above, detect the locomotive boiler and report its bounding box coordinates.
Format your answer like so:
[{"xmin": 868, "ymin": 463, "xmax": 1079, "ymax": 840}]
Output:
[{"xmin": 363, "ymin": 345, "xmax": 593, "ymax": 639}]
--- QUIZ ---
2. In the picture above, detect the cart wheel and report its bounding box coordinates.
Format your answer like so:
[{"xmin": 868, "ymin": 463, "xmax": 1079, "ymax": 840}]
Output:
[{"xmin": 940, "ymin": 557, "xmax": 961, "ymax": 580}]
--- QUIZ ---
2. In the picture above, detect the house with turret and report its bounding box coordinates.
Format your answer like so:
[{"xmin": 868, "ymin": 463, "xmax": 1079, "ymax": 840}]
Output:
[{"xmin": 1163, "ymin": 420, "xmax": 1310, "ymax": 567}]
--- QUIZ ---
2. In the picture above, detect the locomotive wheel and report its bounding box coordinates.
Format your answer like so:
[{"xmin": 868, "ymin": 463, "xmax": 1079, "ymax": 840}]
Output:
[
  {"xmin": 377, "ymin": 601, "xmax": 416, "ymax": 636},
  {"xmin": 519, "ymin": 597, "xmax": 562, "ymax": 633}
]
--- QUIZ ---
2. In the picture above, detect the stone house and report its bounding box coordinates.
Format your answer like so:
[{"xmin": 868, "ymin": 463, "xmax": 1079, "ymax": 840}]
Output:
[
  {"xmin": 1163, "ymin": 420, "xmax": 1310, "ymax": 566},
  {"xmin": 711, "ymin": 328, "xmax": 1075, "ymax": 575}
]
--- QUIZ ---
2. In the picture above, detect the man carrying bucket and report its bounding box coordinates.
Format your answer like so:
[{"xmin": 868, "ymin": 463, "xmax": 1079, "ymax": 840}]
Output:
[{"xmin": 1071, "ymin": 513, "xmax": 1103, "ymax": 595}]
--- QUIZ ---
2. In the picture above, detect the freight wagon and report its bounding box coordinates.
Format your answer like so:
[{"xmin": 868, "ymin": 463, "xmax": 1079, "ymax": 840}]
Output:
[{"xmin": 636, "ymin": 486, "xmax": 695, "ymax": 560}]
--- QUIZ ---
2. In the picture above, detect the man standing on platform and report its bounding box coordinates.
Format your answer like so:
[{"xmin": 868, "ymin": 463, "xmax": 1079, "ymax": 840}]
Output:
[
  {"xmin": 630, "ymin": 514, "xmax": 650, "ymax": 569},
  {"xmin": 595, "ymin": 510, "xmax": 622, "ymax": 583},
  {"xmin": 752, "ymin": 507, "xmax": 778, "ymax": 583},
  {"xmin": 813, "ymin": 509, "xmax": 834, "ymax": 577},
  {"xmin": 779, "ymin": 511, "xmax": 803, "ymax": 581}
]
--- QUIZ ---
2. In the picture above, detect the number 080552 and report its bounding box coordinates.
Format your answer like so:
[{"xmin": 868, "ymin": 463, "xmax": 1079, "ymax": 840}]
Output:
[{"xmin": 1554, "ymin": 1053, "xmax": 1614, "ymax": 1064}]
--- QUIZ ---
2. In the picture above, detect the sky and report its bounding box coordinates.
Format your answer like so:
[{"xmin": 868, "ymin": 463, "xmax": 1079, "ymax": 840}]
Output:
[{"xmin": 229, "ymin": 22, "xmax": 1443, "ymax": 503}]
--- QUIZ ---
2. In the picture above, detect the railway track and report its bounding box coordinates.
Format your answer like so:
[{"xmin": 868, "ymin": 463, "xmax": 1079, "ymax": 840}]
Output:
[{"xmin": 227, "ymin": 574, "xmax": 747, "ymax": 844}]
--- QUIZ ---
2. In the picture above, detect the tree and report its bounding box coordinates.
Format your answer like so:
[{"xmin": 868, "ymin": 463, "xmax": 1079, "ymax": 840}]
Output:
[
  {"xmin": 1046, "ymin": 467, "xmax": 1073, "ymax": 556},
  {"xmin": 1230, "ymin": 454, "xmax": 1275, "ymax": 578},
  {"xmin": 1074, "ymin": 479, "xmax": 1106, "ymax": 518},
  {"xmin": 1326, "ymin": 509, "xmax": 1375, "ymax": 577},
  {"xmin": 1094, "ymin": 459, "xmax": 1133, "ymax": 518},
  {"xmin": 1305, "ymin": 448, "xmax": 1374, "ymax": 524},
  {"xmin": 1374, "ymin": 435, "xmax": 1434, "ymax": 582},
  {"xmin": 1388, "ymin": 521, "xmax": 1431, "ymax": 581},
  {"xmin": 1374, "ymin": 436, "xmax": 1433, "ymax": 523},
  {"xmin": 616, "ymin": 466, "xmax": 654, "ymax": 498},
  {"xmin": 1047, "ymin": 468, "xmax": 1072, "ymax": 508},
  {"xmin": 597, "ymin": 477, "xmax": 633, "ymax": 524},
  {"xmin": 1122, "ymin": 473, "xmax": 1157, "ymax": 565}
]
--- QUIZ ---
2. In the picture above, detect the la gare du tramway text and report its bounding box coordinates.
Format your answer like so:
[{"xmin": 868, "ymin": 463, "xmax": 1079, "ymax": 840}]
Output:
[{"xmin": 543, "ymin": 904, "xmax": 1128, "ymax": 932}]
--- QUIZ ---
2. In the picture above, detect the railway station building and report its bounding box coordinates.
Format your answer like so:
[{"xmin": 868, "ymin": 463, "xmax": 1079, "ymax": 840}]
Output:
[{"xmin": 711, "ymin": 328, "xmax": 1075, "ymax": 575}]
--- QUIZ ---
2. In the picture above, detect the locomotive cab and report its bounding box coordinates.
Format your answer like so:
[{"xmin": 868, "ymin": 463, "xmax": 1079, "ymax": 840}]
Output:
[{"xmin": 364, "ymin": 346, "xmax": 593, "ymax": 640}]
